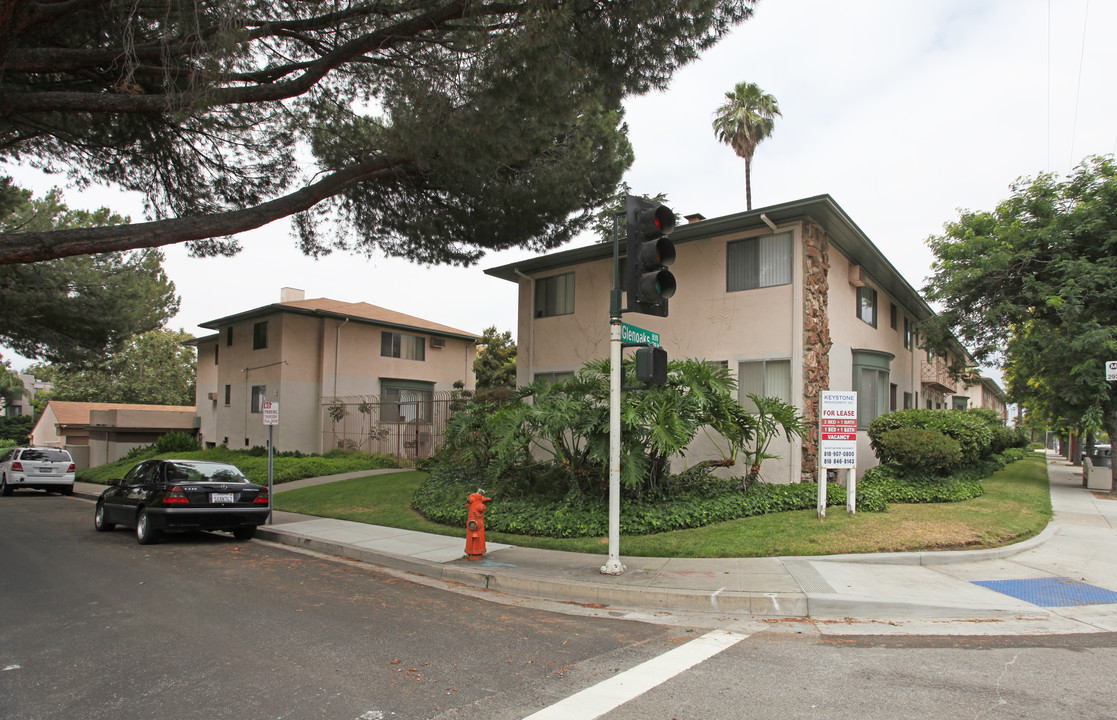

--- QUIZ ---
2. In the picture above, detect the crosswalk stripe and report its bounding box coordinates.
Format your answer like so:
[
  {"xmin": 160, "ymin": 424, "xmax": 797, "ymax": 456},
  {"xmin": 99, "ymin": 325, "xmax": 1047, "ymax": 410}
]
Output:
[{"xmin": 521, "ymin": 628, "xmax": 750, "ymax": 720}]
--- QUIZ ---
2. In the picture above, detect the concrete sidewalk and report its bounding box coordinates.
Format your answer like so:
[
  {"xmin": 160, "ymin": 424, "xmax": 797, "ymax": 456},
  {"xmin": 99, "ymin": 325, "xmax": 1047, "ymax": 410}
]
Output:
[{"xmin": 75, "ymin": 452, "xmax": 1117, "ymax": 634}]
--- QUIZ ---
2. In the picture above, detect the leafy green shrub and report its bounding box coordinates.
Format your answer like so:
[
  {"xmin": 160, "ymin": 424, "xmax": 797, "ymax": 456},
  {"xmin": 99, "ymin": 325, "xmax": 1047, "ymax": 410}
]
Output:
[
  {"xmin": 999, "ymin": 447, "xmax": 1030, "ymax": 464},
  {"xmin": 869, "ymin": 409, "xmax": 993, "ymax": 465},
  {"xmin": 998, "ymin": 426, "xmax": 1030, "ymax": 454},
  {"xmin": 874, "ymin": 427, "xmax": 962, "ymax": 475},
  {"xmin": 964, "ymin": 408, "xmax": 1005, "ymax": 428},
  {"xmin": 436, "ymin": 358, "xmax": 804, "ymax": 498},
  {"xmin": 859, "ymin": 464, "xmax": 984, "ymax": 504},
  {"xmin": 964, "ymin": 409, "xmax": 1029, "ymax": 454},
  {"xmin": 411, "ymin": 460, "xmax": 888, "ymax": 538},
  {"xmin": 120, "ymin": 444, "xmax": 158, "ymax": 463},
  {"xmin": 0, "ymin": 415, "xmax": 33, "ymax": 444},
  {"xmin": 152, "ymin": 431, "xmax": 201, "ymax": 454}
]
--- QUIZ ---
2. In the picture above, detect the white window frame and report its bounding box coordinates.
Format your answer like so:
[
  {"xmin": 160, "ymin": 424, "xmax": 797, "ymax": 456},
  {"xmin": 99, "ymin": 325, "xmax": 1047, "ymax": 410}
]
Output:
[
  {"xmin": 737, "ymin": 358, "xmax": 792, "ymax": 413},
  {"xmin": 534, "ymin": 272, "xmax": 575, "ymax": 318},
  {"xmin": 857, "ymin": 285, "xmax": 878, "ymax": 327},
  {"xmin": 726, "ymin": 232, "xmax": 793, "ymax": 292},
  {"xmin": 381, "ymin": 331, "xmax": 426, "ymax": 361}
]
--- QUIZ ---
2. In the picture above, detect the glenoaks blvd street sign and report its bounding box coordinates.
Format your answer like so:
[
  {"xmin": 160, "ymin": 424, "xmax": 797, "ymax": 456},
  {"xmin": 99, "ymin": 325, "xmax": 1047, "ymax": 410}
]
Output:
[
  {"xmin": 1108, "ymin": 360, "xmax": 1117, "ymax": 381},
  {"xmin": 263, "ymin": 401, "xmax": 279, "ymax": 425},
  {"xmin": 819, "ymin": 391, "xmax": 857, "ymax": 469},
  {"xmin": 621, "ymin": 322, "xmax": 660, "ymax": 347}
]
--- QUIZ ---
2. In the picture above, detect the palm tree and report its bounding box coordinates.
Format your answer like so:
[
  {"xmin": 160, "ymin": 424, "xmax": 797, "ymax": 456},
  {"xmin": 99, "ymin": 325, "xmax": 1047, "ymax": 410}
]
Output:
[{"xmin": 712, "ymin": 82, "xmax": 781, "ymax": 210}]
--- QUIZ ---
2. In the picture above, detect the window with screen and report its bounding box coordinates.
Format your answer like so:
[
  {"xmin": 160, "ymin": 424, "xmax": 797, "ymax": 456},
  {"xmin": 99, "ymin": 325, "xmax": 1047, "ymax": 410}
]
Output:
[
  {"xmin": 727, "ymin": 232, "xmax": 792, "ymax": 292},
  {"xmin": 534, "ymin": 272, "xmax": 575, "ymax": 318}
]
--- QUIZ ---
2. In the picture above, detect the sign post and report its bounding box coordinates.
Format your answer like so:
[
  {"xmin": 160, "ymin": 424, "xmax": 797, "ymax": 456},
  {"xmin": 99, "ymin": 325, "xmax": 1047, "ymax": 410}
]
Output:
[
  {"xmin": 262, "ymin": 401, "xmax": 279, "ymax": 524},
  {"xmin": 818, "ymin": 391, "xmax": 858, "ymax": 517}
]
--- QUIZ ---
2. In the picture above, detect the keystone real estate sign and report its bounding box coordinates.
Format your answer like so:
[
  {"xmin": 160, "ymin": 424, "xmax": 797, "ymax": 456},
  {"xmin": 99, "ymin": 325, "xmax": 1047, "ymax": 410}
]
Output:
[{"xmin": 819, "ymin": 391, "xmax": 857, "ymax": 469}]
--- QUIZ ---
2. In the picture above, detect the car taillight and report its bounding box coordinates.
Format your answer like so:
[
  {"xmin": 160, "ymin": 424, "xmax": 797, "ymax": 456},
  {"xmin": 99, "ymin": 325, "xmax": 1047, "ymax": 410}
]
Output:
[
  {"xmin": 11, "ymin": 461, "xmax": 22, "ymax": 472},
  {"xmin": 253, "ymin": 488, "xmax": 269, "ymax": 504},
  {"xmin": 164, "ymin": 485, "xmax": 190, "ymax": 504},
  {"xmin": 67, "ymin": 464, "xmax": 76, "ymax": 472}
]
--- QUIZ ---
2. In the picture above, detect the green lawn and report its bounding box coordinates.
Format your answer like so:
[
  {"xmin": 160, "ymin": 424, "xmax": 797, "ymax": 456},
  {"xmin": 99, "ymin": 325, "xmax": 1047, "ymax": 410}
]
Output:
[
  {"xmin": 273, "ymin": 453, "xmax": 1053, "ymax": 558},
  {"xmin": 77, "ymin": 446, "xmax": 402, "ymax": 485}
]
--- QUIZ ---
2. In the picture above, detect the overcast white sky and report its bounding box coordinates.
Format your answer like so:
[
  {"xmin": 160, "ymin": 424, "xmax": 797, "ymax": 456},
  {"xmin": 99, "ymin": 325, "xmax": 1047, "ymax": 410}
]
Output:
[{"xmin": 5, "ymin": 0, "xmax": 1116, "ymax": 376}]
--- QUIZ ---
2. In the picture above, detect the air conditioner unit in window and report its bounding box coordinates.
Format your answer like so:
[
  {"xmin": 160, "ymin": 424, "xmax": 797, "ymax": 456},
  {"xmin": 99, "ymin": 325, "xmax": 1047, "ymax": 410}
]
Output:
[
  {"xmin": 848, "ymin": 264, "xmax": 866, "ymax": 287},
  {"xmin": 207, "ymin": 392, "xmax": 217, "ymax": 400},
  {"xmin": 430, "ymin": 337, "xmax": 446, "ymax": 348}
]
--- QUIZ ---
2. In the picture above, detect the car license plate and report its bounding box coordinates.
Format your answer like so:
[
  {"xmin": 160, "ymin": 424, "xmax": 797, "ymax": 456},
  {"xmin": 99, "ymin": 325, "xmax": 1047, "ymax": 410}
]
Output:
[
  {"xmin": 211, "ymin": 493, "xmax": 235, "ymax": 503},
  {"xmin": 38, "ymin": 467, "xmax": 53, "ymax": 473}
]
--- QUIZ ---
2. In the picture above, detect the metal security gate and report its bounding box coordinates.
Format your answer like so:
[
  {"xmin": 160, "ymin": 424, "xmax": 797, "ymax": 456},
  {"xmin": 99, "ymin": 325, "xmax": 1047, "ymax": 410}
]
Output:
[{"xmin": 321, "ymin": 392, "xmax": 452, "ymax": 459}]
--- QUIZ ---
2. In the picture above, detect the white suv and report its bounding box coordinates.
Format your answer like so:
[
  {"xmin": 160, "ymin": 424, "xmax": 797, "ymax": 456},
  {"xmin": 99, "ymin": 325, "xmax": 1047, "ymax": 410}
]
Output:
[{"xmin": 0, "ymin": 447, "xmax": 77, "ymax": 496}]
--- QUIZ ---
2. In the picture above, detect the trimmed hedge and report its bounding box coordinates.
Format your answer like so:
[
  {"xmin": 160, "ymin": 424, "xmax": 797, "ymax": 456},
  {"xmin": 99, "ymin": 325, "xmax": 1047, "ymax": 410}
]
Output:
[
  {"xmin": 874, "ymin": 427, "xmax": 962, "ymax": 475},
  {"xmin": 869, "ymin": 409, "xmax": 994, "ymax": 466}
]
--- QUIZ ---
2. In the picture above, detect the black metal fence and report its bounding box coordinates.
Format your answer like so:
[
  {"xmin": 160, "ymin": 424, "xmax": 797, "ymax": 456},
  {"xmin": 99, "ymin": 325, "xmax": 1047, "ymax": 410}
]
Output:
[{"xmin": 320, "ymin": 392, "xmax": 453, "ymax": 459}]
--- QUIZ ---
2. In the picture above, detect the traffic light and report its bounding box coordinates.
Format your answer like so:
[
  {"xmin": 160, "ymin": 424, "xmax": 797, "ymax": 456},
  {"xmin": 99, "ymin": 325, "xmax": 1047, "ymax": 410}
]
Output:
[
  {"xmin": 625, "ymin": 196, "xmax": 676, "ymax": 317},
  {"xmin": 634, "ymin": 346, "xmax": 668, "ymax": 385}
]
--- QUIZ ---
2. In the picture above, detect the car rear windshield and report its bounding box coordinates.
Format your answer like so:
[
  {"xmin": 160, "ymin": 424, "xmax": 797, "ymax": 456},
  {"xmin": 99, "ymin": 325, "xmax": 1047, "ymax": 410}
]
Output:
[
  {"xmin": 20, "ymin": 449, "xmax": 72, "ymax": 462},
  {"xmin": 167, "ymin": 462, "xmax": 250, "ymax": 484}
]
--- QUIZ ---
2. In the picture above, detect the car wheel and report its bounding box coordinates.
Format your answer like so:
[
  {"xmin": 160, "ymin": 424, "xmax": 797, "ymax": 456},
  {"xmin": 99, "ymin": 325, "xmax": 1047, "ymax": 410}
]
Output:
[
  {"xmin": 232, "ymin": 527, "xmax": 257, "ymax": 541},
  {"xmin": 62, "ymin": 485, "xmax": 74, "ymax": 496},
  {"xmin": 94, "ymin": 502, "xmax": 116, "ymax": 532},
  {"xmin": 1, "ymin": 476, "xmax": 11, "ymax": 497},
  {"xmin": 135, "ymin": 509, "xmax": 160, "ymax": 545}
]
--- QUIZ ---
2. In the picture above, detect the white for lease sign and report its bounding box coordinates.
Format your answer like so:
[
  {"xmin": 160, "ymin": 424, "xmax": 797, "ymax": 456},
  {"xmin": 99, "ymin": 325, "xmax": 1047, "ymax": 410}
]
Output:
[{"xmin": 819, "ymin": 391, "xmax": 857, "ymax": 469}]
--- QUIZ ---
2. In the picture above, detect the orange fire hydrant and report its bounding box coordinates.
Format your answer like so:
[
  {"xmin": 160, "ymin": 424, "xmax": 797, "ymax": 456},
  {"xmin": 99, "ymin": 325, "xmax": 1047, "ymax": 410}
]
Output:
[{"xmin": 465, "ymin": 491, "xmax": 491, "ymax": 561}]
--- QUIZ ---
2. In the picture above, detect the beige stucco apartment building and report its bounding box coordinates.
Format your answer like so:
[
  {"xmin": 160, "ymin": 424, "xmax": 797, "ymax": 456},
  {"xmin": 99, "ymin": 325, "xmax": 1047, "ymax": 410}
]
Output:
[
  {"xmin": 487, "ymin": 195, "xmax": 1000, "ymax": 483},
  {"xmin": 191, "ymin": 289, "xmax": 479, "ymax": 456}
]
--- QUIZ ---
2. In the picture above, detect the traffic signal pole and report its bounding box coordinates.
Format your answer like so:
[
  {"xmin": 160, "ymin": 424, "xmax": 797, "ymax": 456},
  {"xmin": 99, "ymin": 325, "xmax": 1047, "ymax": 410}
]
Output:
[
  {"xmin": 601, "ymin": 196, "xmax": 676, "ymax": 576},
  {"xmin": 602, "ymin": 215, "xmax": 626, "ymax": 575}
]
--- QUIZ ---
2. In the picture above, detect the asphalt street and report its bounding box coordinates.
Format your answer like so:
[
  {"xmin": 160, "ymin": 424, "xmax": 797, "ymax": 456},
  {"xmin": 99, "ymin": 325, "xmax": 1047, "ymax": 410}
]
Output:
[{"xmin": 5, "ymin": 491, "xmax": 1117, "ymax": 719}]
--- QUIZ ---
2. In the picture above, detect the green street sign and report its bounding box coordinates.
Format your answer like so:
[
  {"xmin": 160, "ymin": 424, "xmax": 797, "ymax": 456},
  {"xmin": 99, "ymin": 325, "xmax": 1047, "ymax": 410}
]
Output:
[{"xmin": 622, "ymin": 322, "xmax": 660, "ymax": 347}]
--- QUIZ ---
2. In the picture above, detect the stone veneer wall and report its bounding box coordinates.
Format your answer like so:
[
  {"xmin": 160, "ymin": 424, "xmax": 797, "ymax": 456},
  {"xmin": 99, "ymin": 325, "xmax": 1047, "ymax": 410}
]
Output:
[{"xmin": 801, "ymin": 221, "xmax": 832, "ymax": 483}]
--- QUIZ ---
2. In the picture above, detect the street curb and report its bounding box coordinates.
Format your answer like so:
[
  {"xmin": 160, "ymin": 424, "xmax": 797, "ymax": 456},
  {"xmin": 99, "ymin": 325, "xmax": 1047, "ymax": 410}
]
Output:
[
  {"xmin": 254, "ymin": 525, "xmax": 809, "ymax": 616},
  {"xmin": 256, "ymin": 525, "xmax": 1054, "ymax": 620}
]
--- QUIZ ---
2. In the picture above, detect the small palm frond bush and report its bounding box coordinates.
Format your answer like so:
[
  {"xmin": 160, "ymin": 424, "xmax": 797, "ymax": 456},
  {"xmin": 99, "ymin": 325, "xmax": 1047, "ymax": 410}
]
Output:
[{"xmin": 412, "ymin": 368, "xmax": 1032, "ymax": 538}]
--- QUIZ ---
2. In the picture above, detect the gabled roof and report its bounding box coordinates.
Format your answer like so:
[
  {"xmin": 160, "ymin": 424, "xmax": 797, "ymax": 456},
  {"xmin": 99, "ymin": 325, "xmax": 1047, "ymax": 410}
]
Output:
[
  {"xmin": 486, "ymin": 194, "xmax": 936, "ymax": 322},
  {"xmin": 45, "ymin": 401, "xmax": 195, "ymax": 426},
  {"xmin": 198, "ymin": 297, "xmax": 480, "ymax": 342}
]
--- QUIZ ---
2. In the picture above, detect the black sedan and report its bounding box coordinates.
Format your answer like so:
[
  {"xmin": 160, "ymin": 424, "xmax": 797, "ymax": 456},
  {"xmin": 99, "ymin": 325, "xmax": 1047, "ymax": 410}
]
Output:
[{"xmin": 94, "ymin": 459, "xmax": 270, "ymax": 544}]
